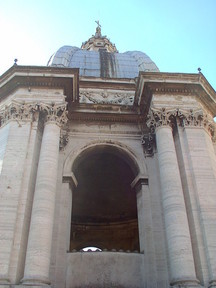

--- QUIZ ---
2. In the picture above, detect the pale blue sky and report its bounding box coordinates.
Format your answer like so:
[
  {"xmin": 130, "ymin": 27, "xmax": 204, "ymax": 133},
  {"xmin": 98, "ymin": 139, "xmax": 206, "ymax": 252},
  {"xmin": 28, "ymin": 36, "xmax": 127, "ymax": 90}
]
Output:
[{"xmin": 0, "ymin": 0, "xmax": 215, "ymax": 90}]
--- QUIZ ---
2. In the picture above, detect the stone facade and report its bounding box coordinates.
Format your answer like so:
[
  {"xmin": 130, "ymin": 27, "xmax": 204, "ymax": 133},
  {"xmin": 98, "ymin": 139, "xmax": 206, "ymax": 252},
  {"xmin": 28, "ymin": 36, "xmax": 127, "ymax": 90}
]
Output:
[{"xmin": 0, "ymin": 31, "xmax": 216, "ymax": 288}]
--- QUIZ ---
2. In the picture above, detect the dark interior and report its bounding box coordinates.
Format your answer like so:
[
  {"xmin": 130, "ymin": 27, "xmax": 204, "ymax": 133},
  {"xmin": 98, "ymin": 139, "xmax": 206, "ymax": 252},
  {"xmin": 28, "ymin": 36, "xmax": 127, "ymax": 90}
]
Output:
[{"xmin": 70, "ymin": 147, "xmax": 139, "ymax": 251}]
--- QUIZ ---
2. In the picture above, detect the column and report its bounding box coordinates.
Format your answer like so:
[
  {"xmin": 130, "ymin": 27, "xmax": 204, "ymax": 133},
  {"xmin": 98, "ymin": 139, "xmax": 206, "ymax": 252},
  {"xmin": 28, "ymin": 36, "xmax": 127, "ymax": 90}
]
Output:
[
  {"xmin": 147, "ymin": 108, "xmax": 199, "ymax": 287},
  {"xmin": 0, "ymin": 102, "xmax": 36, "ymax": 285},
  {"xmin": 179, "ymin": 109, "xmax": 216, "ymax": 287},
  {"xmin": 21, "ymin": 103, "xmax": 67, "ymax": 286}
]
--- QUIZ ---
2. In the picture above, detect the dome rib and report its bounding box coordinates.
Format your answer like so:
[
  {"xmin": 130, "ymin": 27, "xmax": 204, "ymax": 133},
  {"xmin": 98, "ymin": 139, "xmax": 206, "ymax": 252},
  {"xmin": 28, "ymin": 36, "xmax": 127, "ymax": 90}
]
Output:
[{"xmin": 48, "ymin": 46, "xmax": 159, "ymax": 78}]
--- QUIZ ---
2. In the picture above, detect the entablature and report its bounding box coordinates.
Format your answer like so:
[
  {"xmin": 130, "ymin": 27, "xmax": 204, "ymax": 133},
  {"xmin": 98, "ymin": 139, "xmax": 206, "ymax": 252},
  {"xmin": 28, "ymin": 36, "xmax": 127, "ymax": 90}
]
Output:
[
  {"xmin": 136, "ymin": 72, "xmax": 216, "ymax": 118},
  {"xmin": 0, "ymin": 65, "xmax": 79, "ymax": 104},
  {"xmin": 68, "ymin": 103, "xmax": 144, "ymax": 123}
]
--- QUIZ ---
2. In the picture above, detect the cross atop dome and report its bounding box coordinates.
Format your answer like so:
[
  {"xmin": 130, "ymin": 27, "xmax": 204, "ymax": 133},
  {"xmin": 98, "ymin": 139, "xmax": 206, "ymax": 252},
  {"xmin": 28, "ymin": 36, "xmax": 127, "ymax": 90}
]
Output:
[
  {"xmin": 81, "ymin": 21, "xmax": 118, "ymax": 53},
  {"xmin": 95, "ymin": 20, "xmax": 102, "ymax": 38}
]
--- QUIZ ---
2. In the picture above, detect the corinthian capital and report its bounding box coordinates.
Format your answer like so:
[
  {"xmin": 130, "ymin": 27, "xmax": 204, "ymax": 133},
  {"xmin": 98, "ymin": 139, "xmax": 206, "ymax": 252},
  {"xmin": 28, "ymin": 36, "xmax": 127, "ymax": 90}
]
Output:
[
  {"xmin": 177, "ymin": 108, "xmax": 215, "ymax": 138},
  {"xmin": 146, "ymin": 107, "xmax": 176, "ymax": 131},
  {"xmin": 39, "ymin": 103, "xmax": 68, "ymax": 127},
  {"xmin": 0, "ymin": 101, "xmax": 37, "ymax": 127}
]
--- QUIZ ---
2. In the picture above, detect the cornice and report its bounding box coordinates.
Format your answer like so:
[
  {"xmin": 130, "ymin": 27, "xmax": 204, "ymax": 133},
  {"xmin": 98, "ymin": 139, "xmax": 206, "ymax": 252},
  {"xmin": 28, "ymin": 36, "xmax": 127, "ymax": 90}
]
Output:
[
  {"xmin": 0, "ymin": 65, "xmax": 79, "ymax": 104},
  {"xmin": 79, "ymin": 76, "xmax": 135, "ymax": 85},
  {"xmin": 79, "ymin": 76, "xmax": 135, "ymax": 91},
  {"xmin": 136, "ymin": 72, "xmax": 216, "ymax": 117},
  {"xmin": 68, "ymin": 112, "xmax": 144, "ymax": 123}
]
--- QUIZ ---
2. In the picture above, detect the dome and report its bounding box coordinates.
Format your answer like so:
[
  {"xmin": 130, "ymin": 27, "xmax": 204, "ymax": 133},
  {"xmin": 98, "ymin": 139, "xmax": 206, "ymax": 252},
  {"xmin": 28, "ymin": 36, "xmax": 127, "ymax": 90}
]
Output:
[{"xmin": 47, "ymin": 24, "xmax": 159, "ymax": 78}]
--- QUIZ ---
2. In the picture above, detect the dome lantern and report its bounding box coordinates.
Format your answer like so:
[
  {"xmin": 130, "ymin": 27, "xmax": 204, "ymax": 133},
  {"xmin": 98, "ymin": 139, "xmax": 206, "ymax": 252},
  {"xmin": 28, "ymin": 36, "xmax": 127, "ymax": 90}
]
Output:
[{"xmin": 81, "ymin": 21, "xmax": 118, "ymax": 53}]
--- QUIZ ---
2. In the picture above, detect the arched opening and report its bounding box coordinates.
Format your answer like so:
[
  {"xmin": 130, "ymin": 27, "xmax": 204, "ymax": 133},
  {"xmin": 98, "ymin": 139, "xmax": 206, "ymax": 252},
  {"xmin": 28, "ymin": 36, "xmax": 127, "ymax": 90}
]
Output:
[{"xmin": 70, "ymin": 145, "xmax": 140, "ymax": 252}]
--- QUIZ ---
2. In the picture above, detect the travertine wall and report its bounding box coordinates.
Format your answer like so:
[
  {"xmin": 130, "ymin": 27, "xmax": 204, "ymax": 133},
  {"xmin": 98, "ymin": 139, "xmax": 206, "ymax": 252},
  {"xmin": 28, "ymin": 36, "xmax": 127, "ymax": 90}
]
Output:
[
  {"xmin": 51, "ymin": 120, "xmax": 170, "ymax": 288},
  {"xmin": 0, "ymin": 124, "xmax": 9, "ymax": 174},
  {"xmin": 150, "ymin": 92, "xmax": 216, "ymax": 287},
  {"xmin": 174, "ymin": 128, "xmax": 209, "ymax": 285},
  {"xmin": 66, "ymin": 251, "xmax": 145, "ymax": 288},
  {"xmin": 0, "ymin": 85, "xmax": 216, "ymax": 288},
  {"xmin": 0, "ymin": 120, "xmax": 33, "ymax": 284}
]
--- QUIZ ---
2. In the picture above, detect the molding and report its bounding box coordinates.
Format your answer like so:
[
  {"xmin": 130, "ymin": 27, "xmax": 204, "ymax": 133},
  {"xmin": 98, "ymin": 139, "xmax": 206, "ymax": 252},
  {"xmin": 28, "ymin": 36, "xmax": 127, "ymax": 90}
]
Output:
[
  {"xmin": 131, "ymin": 175, "xmax": 149, "ymax": 191},
  {"xmin": 62, "ymin": 172, "xmax": 78, "ymax": 190},
  {"xmin": 209, "ymin": 280, "xmax": 216, "ymax": 287},
  {"xmin": 136, "ymin": 72, "xmax": 216, "ymax": 117},
  {"xmin": 68, "ymin": 103, "xmax": 143, "ymax": 123},
  {"xmin": 0, "ymin": 65, "xmax": 79, "ymax": 104}
]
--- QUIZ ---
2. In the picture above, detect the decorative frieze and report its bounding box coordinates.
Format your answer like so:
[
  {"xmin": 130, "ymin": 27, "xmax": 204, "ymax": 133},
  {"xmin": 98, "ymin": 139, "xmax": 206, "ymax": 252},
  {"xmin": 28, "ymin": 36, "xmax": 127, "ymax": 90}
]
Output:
[{"xmin": 79, "ymin": 88, "xmax": 134, "ymax": 105}]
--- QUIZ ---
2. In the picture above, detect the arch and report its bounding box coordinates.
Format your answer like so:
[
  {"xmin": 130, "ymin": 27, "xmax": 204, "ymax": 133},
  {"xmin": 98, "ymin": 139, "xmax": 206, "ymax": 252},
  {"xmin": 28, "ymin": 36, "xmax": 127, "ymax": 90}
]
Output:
[
  {"xmin": 63, "ymin": 139, "xmax": 147, "ymax": 179},
  {"xmin": 63, "ymin": 140, "xmax": 147, "ymax": 252}
]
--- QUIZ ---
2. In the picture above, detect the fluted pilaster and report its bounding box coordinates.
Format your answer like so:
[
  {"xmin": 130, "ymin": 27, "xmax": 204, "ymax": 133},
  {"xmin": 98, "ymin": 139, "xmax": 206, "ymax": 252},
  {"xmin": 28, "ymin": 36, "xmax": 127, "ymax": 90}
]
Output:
[
  {"xmin": 0, "ymin": 102, "xmax": 37, "ymax": 285},
  {"xmin": 177, "ymin": 108, "xmax": 216, "ymax": 287}
]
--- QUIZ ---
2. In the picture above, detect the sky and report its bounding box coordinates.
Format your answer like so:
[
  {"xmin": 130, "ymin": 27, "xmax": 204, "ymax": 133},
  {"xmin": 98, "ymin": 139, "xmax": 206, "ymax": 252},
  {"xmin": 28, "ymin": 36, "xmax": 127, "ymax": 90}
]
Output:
[{"xmin": 0, "ymin": 0, "xmax": 216, "ymax": 90}]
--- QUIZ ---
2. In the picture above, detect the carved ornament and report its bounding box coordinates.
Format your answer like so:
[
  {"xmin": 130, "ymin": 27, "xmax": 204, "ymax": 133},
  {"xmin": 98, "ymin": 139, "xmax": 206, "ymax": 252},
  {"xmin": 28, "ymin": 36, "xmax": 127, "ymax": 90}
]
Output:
[
  {"xmin": 141, "ymin": 133, "xmax": 156, "ymax": 157},
  {"xmin": 59, "ymin": 130, "xmax": 69, "ymax": 150},
  {"xmin": 145, "ymin": 107, "xmax": 216, "ymax": 153},
  {"xmin": 0, "ymin": 101, "xmax": 37, "ymax": 127},
  {"xmin": 79, "ymin": 89, "xmax": 134, "ymax": 105},
  {"xmin": 146, "ymin": 107, "xmax": 176, "ymax": 131},
  {"xmin": 39, "ymin": 103, "xmax": 68, "ymax": 127},
  {"xmin": 0, "ymin": 102, "xmax": 68, "ymax": 128},
  {"xmin": 177, "ymin": 108, "xmax": 215, "ymax": 138}
]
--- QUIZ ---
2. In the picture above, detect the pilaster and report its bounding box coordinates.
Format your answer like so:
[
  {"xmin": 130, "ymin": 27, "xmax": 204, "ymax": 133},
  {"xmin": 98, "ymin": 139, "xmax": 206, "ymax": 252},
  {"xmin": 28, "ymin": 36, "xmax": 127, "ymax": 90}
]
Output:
[
  {"xmin": 132, "ymin": 176, "xmax": 158, "ymax": 287},
  {"xmin": 53, "ymin": 180, "xmax": 74, "ymax": 288},
  {"xmin": 177, "ymin": 108, "xmax": 216, "ymax": 287},
  {"xmin": 0, "ymin": 102, "xmax": 37, "ymax": 285}
]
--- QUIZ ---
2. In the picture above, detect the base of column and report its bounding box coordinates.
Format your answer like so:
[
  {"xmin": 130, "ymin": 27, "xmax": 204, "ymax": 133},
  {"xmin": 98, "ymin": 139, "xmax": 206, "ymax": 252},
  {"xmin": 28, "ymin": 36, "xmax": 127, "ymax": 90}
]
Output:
[
  {"xmin": 171, "ymin": 285, "xmax": 203, "ymax": 288},
  {"xmin": 21, "ymin": 276, "xmax": 50, "ymax": 287},
  {"xmin": 15, "ymin": 284, "xmax": 51, "ymax": 288},
  {"xmin": 0, "ymin": 278, "xmax": 10, "ymax": 286},
  {"xmin": 170, "ymin": 278, "xmax": 202, "ymax": 288},
  {"xmin": 208, "ymin": 280, "xmax": 216, "ymax": 288}
]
